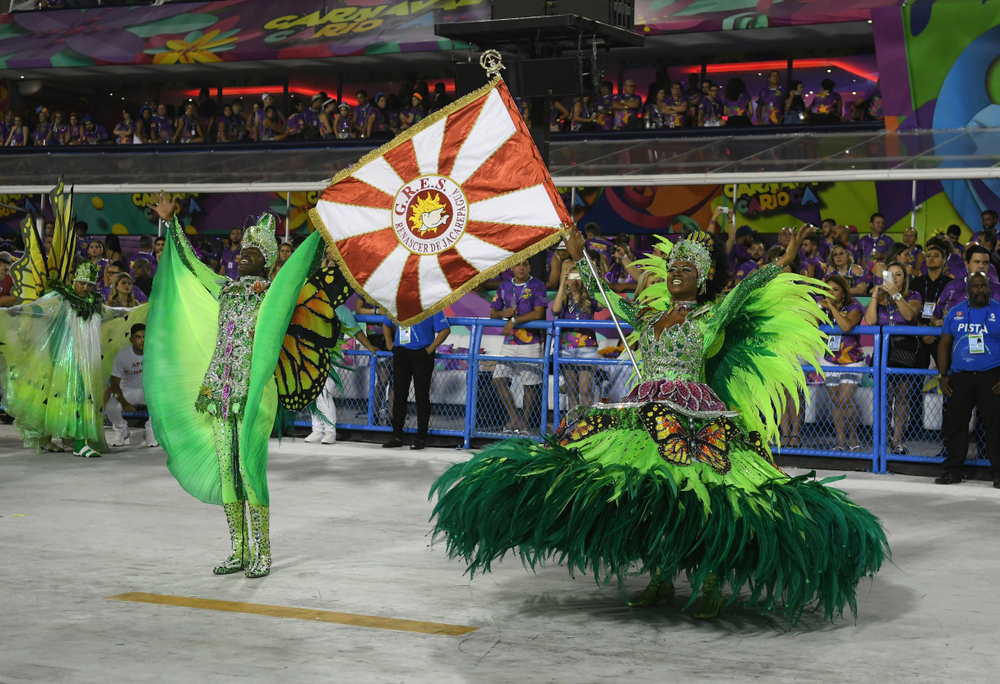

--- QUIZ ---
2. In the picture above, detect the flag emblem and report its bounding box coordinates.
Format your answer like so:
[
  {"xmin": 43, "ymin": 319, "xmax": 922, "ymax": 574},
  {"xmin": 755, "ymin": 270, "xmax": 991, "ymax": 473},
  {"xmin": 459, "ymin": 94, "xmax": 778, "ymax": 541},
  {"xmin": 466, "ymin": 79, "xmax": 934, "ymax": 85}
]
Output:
[
  {"xmin": 310, "ymin": 77, "xmax": 571, "ymax": 326},
  {"xmin": 393, "ymin": 175, "xmax": 468, "ymax": 254}
]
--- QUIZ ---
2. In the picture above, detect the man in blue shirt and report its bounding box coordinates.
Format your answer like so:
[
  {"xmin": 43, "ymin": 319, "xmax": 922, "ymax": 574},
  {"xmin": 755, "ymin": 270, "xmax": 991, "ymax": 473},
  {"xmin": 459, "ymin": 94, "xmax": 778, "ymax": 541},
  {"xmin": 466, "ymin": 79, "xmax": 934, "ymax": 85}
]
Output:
[
  {"xmin": 382, "ymin": 311, "xmax": 451, "ymax": 450},
  {"xmin": 936, "ymin": 273, "xmax": 1000, "ymax": 486}
]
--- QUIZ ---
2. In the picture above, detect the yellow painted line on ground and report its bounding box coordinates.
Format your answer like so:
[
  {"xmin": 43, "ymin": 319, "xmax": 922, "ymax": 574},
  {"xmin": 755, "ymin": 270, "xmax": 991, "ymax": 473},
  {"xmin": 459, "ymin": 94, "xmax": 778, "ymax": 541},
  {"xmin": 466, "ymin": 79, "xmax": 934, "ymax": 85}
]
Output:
[{"xmin": 107, "ymin": 592, "xmax": 477, "ymax": 636}]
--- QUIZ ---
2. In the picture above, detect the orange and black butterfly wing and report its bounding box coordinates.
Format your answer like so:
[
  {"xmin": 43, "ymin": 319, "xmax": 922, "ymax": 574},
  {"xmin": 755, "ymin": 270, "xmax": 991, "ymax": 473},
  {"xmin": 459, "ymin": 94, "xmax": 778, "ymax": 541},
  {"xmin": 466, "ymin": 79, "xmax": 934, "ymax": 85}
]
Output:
[
  {"xmin": 744, "ymin": 430, "xmax": 781, "ymax": 471},
  {"xmin": 690, "ymin": 417, "xmax": 736, "ymax": 475},
  {"xmin": 639, "ymin": 403, "xmax": 691, "ymax": 467},
  {"xmin": 556, "ymin": 413, "xmax": 619, "ymax": 446},
  {"xmin": 275, "ymin": 266, "xmax": 349, "ymax": 410}
]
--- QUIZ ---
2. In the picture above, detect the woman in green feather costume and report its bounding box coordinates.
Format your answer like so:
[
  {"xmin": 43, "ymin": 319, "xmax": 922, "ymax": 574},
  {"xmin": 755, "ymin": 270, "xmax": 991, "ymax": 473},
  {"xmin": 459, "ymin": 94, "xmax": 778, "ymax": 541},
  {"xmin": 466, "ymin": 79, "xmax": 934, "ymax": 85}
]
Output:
[{"xmin": 430, "ymin": 224, "xmax": 888, "ymax": 622}]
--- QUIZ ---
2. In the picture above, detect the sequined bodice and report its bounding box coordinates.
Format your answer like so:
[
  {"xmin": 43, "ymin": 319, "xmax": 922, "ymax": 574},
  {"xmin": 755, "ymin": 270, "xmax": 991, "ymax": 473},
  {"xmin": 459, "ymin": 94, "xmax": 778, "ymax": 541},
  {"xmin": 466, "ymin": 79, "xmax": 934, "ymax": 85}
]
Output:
[
  {"xmin": 639, "ymin": 314, "xmax": 705, "ymax": 383},
  {"xmin": 197, "ymin": 276, "xmax": 268, "ymax": 419}
]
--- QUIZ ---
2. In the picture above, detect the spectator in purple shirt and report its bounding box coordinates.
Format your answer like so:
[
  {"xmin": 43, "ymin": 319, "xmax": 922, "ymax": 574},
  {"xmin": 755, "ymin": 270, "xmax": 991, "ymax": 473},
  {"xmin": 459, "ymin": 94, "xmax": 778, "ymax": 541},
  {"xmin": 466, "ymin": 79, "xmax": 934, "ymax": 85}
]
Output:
[
  {"xmin": 726, "ymin": 223, "xmax": 756, "ymax": 273},
  {"xmin": 152, "ymin": 103, "xmax": 174, "ymax": 143},
  {"xmin": 943, "ymin": 242, "xmax": 1000, "ymax": 283},
  {"xmin": 553, "ymin": 263, "xmax": 602, "ymax": 409},
  {"xmin": 698, "ymin": 83, "xmax": 724, "ymax": 127},
  {"xmin": 856, "ymin": 212, "xmax": 893, "ymax": 271},
  {"xmin": 132, "ymin": 235, "xmax": 157, "ymax": 277},
  {"xmin": 901, "ymin": 226, "xmax": 925, "ymax": 274},
  {"xmin": 800, "ymin": 233, "xmax": 827, "ymax": 278},
  {"xmin": 974, "ymin": 209, "xmax": 999, "ymax": 244},
  {"xmin": 864, "ymin": 261, "xmax": 922, "ymax": 454},
  {"xmin": 594, "ymin": 81, "xmax": 615, "ymax": 132},
  {"xmin": 216, "ymin": 104, "xmax": 238, "ymax": 143},
  {"xmin": 825, "ymin": 242, "xmax": 868, "ymax": 296},
  {"xmin": 304, "ymin": 93, "xmax": 323, "ymax": 131},
  {"xmin": 218, "ymin": 226, "xmax": 243, "ymax": 280},
  {"xmin": 611, "ymin": 79, "xmax": 642, "ymax": 130},
  {"xmin": 82, "ymin": 115, "xmax": 108, "ymax": 145},
  {"xmin": 723, "ymin": 78, "xmax": 753, "ymax": 127},
  {"xmin": 932, "ymin": 245, "xmax": 1000, "ymax": 322},
  {"xmin": 106, "ymin": 272, "xmax": 147, "ymax": 307},
  {"xmin": 808, "ymin": 79, "xmax": 843, "ymax": 124},
  {"xmin": 659, "ymin": 80, "xmax": 689, "ymax": 128},
  {"xmin": 285, "ymin": 97, "xmax": 306, "ymax": 140},
  {"xmin": 489, "ymin": 259, "xmax": 549, "ymax": 435},
  {"xmin": 730, "ymin": 240, "xmax": 764, "ymax": 289},
  {"xmin": 756, "ymin": 70, "xmax": 785, "ymax": 125},
  {"xmin": 820, "ymin": 274, "xmax": 866, "ymax": 451},
  {"xmin": 100, "ymin": 266, "xmax": 148, "ymax": 303},
  {"xmin": 399, "ymin": 93, "xmax": 425, "ymax": 132},
  {"xmin": 353, "ymin": 90, "xmax": 374, "ymax": 138},
  {"xmin": 113, "ymin": 108, "xmax": 136, "ymax": 145},
  {"xmin": 684, "ymin": 75, "xmax": 706, "ymax": 121},
  {"xmin": 818, "ymin": 217, "xmax": 838, "ymax": 257}
]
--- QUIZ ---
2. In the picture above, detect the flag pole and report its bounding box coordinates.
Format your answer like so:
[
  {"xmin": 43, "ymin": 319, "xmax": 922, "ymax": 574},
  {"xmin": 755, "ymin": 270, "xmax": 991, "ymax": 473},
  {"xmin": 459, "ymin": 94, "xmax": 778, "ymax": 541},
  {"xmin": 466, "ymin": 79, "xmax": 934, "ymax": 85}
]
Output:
[{"xmin": 572, "ymin": 224, "xmax": 642, "ymax": 381}]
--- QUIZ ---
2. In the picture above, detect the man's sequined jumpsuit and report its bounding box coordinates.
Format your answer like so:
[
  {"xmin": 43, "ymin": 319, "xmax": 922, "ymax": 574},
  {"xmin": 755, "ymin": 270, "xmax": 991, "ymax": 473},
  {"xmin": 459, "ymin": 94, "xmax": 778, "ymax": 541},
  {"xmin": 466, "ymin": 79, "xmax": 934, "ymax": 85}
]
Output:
[{"xmin": 196, "ymin": 274, "xmax": 272, "ymax": 577}]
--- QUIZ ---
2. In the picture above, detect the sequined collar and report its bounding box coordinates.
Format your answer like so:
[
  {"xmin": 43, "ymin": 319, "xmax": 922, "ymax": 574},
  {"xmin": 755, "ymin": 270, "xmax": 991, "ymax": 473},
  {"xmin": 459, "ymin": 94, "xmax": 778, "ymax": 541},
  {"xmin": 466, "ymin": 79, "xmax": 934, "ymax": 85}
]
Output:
[{"xmin": 653, "ymin": 301, "xmax": 710, "ymax": 342}]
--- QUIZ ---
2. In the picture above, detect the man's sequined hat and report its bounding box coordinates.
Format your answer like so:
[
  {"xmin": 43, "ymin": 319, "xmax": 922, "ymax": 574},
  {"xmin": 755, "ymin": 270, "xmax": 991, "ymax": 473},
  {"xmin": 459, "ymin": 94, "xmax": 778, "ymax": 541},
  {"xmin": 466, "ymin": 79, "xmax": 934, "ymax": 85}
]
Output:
[
  {"xmin": 243, "ymin": 213, "xmax": 279, "ymax": 269},
  {"xmin": 666, "ymin": 231, "xmax": 715, "ymax": 292},
  {"xmin": 73, "ymin": 261, "xmax": 99, "ymax": 284}
]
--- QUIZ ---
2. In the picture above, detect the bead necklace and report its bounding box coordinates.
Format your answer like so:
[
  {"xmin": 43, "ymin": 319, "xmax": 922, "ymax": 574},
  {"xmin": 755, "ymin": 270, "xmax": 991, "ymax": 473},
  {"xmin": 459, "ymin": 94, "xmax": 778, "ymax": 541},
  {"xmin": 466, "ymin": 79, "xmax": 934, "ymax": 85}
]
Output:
[{"xmin": 661, "ymin": 300, "xmax": 697, "ymax": 318}]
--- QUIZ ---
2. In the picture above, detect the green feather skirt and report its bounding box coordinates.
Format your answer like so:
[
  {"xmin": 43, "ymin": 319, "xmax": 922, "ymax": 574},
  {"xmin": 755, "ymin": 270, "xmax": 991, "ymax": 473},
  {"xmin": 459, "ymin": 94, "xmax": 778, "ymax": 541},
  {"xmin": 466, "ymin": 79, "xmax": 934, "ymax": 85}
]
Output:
[{"xmin": 430, "ymin": 419, "xmax": 889, "ymax": 623}]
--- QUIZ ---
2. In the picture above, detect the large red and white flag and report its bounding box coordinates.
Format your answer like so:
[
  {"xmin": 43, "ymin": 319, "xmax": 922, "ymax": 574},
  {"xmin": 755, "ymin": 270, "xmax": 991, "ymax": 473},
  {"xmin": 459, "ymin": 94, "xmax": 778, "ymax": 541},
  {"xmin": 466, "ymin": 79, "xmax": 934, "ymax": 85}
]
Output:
[{"xmin": 310, "ymin": 77, "xmax": 571, "ymax": 326}]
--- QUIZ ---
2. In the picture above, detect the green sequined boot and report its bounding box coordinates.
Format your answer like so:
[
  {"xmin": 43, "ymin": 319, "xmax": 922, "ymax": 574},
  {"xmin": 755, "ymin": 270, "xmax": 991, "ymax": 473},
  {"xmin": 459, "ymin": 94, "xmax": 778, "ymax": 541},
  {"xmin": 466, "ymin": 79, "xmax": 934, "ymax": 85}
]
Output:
[
  {"xmin": 628, "ymin": 569, "xmax": 675, "ymax": 608},
  {"xmin": 213, "ymin": 501, "xmax": 247, "ymax": 575},
  {"xmin": 245, "ymin": 504, "xmax": 271, "ymax": 578},
  {"xmin": 693, "ymin": 573, "xmax": 723, "ymax": 620}
]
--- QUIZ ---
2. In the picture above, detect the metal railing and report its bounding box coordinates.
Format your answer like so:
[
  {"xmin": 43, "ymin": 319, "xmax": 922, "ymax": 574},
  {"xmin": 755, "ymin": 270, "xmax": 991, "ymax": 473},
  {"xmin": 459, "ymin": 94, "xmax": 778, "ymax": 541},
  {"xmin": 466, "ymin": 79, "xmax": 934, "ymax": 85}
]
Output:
[
  {"xmin": 259, "ymin": 316, "xmax": 986, "ymax": 474},
  {"xmin": 774, "ymin": 325, "xmax": 882, "ymax": 471},
  {"xmin": 876, "ymin": 326, "xmax": 993, "ymax": 473}
]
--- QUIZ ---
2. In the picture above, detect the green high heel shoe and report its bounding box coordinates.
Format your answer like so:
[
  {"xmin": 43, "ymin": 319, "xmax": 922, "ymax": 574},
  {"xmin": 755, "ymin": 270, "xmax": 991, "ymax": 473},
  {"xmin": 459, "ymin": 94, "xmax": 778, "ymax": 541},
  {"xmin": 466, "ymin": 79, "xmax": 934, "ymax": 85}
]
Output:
[
  {"xmin": 628, "ymin": 570, "xmax": 675, "ymax": 608},
  {"xmin": 693, "ymin": 573, "xmax": 723, "ymax": 620},
  {"xmin": 213, "ymin": 501, "xmax": 247, "ymax": 575}
]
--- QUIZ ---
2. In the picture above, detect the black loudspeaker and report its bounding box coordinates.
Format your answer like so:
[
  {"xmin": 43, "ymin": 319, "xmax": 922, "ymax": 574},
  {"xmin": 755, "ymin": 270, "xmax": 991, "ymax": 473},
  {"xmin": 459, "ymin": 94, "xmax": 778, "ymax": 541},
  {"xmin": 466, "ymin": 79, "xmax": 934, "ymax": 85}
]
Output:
[
  {"xmin": 514, "ymin": 58, "xmax": 581, "ymax": 98},
  {"xmin": 491, "ymin": 0, "xmax": 634, "ymax": 31}
]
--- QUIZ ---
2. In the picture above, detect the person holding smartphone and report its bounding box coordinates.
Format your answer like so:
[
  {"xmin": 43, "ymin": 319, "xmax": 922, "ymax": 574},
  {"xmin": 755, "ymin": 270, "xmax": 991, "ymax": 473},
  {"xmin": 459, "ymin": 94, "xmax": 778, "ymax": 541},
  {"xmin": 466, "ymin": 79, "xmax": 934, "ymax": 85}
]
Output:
[{"xmin": 865, "ymin": 261, "xmax": 922, "ymax": 454}]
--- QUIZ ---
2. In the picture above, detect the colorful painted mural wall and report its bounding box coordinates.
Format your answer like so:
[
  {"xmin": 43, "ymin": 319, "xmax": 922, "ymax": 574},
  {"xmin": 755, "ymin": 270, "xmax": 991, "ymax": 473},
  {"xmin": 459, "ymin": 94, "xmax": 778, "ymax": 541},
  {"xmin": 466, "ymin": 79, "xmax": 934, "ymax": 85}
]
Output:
[
  {"xmin": 900, "ymin": 1, "xmax": 1000, "ymax": 233},
  {"xmin": 570, "ymin": 179, "xmax": 974, "ymax": 245}
]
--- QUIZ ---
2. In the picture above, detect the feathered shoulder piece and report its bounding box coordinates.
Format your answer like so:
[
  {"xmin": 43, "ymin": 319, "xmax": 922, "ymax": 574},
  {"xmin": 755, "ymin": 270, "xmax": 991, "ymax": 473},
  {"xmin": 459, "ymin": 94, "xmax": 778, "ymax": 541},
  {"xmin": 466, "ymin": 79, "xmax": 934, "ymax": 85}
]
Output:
[{"xmin": 703, "ymin": 264, "xmax": 829, "ymax": 444}]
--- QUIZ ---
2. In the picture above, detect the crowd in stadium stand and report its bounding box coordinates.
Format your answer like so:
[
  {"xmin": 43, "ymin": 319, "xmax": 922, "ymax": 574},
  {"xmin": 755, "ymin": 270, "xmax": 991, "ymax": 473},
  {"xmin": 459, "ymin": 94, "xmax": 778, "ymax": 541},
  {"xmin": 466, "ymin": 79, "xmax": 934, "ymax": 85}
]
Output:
[{"xmin": 1, "ymin": 72, "xmax": 883, "ymax": 147}]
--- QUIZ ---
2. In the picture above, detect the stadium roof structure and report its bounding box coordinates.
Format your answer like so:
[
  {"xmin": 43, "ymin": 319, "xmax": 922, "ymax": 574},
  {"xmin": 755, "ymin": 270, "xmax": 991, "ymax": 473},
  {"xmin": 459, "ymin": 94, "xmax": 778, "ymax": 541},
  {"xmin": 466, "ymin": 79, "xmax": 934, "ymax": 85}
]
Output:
[{"xmin": 1, "ymin": 128, "xmax": 999, "ymax": 194}]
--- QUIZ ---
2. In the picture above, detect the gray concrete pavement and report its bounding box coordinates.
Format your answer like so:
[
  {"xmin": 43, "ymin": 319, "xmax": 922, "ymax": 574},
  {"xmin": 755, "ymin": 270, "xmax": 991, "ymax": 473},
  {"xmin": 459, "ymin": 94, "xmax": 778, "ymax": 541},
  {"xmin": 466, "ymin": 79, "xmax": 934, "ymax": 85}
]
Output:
[{"xmin": 2, "ymin": 423, "xmax": 999, "ymax": 683}]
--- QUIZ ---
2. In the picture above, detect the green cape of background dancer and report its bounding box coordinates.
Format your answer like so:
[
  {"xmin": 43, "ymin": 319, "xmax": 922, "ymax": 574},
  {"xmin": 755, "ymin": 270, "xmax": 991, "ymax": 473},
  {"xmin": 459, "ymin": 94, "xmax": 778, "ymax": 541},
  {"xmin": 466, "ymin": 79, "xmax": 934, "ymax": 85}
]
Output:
[
  {"xmin": 145, "ymin": 194, "xmax": 350, "ymax": 578},
  {"xmin": 430, "ymin": 224, "xmax": 889, "ymax": 623}
]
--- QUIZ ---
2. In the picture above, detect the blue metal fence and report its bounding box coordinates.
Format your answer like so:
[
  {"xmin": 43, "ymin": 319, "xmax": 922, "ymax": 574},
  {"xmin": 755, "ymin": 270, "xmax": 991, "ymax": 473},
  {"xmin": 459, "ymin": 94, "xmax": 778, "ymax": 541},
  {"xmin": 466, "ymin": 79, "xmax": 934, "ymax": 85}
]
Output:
[
  {"xmin": 773, "ymin": 325, "xmax": 882, "ymax": 471},
  {"xmin": 294, "ymin": 316, "xmax": 985, "ymax": 474}
]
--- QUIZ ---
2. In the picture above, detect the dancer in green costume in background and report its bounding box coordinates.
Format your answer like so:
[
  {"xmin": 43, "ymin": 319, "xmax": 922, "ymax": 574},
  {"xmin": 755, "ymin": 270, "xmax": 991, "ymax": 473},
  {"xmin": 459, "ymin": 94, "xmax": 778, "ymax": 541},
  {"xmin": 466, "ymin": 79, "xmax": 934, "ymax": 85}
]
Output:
[
  {"xmin": 431, "ymin": 224, "xmax": 889, "ymax": 622},
  {"xmin": 0, "ymin": 183, "xmax": 145, "ymax": 458},
  {"xmin": 146, "ymin": 194, "xmax": 350, "ymax": 578}
]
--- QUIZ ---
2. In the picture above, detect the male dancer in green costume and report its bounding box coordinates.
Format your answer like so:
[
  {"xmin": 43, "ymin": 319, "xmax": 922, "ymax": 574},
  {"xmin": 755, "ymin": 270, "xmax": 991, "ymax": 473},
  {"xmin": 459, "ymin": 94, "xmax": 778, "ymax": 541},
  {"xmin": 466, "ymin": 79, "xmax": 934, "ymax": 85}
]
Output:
[{"xmin": 146, "ymin": 194, "xmax": 328, "ymax": 578}]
